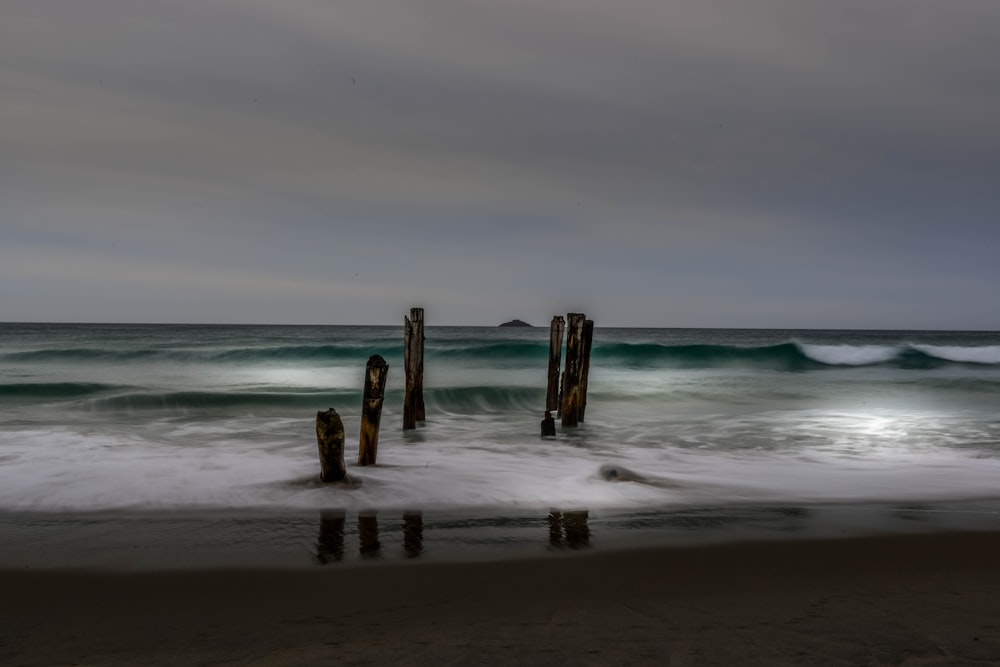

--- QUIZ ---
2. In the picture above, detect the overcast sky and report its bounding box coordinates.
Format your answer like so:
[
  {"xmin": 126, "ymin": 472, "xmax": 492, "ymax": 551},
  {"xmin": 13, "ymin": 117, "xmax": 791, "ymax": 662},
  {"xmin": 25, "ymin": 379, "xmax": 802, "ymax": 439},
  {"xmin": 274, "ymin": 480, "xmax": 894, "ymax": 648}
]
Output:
[{"xmin": 2, "ymin": 0, "xmax": 998, "ymax": 328}]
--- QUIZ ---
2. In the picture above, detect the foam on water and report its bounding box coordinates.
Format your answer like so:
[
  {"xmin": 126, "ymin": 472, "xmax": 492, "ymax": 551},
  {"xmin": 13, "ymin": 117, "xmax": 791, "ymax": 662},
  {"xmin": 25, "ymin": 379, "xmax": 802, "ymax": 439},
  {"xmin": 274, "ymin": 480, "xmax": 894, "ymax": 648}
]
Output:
[
  {"xmin": 911, "ymin": 344, "xmax": 1000, "ymax": 365},
  {"xmin": 2, "ymin": 324, "xmax": 1000, "ymax": 517},
  {"xmin": 797, "ymin": 343, "xmax": 901, "ymax": 366},
  {"xmin": 2, "ymin": 406, "xmax": 999, "ymax": 513}
]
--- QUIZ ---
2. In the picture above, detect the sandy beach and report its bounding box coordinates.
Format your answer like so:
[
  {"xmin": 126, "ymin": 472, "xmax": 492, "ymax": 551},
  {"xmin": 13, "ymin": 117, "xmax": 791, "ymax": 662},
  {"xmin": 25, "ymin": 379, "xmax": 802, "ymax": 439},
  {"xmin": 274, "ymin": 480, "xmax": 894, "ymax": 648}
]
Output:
[{"xmin": 4, "ymin": 531, "xmax": 1000, "ymax": 666}]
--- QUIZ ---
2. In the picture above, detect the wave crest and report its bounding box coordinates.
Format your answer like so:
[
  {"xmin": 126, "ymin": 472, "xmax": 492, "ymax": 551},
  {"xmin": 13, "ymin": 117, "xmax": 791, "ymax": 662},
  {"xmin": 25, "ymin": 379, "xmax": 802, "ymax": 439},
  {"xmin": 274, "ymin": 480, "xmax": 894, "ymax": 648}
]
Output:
[
  {"xmin": 796, "ymin": 344, "xmax": 901, "ymax": 366},
  {"xmin": 910, "ymin": 344, "xmax": 1000, "ymax": 365},
  {"xmin": 5, "ymin": 340, "xmax": 999, "ymax": 372}
]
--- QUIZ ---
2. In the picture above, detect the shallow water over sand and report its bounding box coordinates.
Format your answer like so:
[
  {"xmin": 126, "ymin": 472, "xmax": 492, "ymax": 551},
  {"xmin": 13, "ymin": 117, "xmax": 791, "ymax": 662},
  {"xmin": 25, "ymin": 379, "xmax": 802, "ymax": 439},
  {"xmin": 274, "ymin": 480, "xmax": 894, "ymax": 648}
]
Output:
[
  {"xmin": 2, "ymin": 323, "xmax": 999, "ymax": 566},
  {"xmin": 3, "ymin": 499, "xmax": 1000, "ymax": 569}
]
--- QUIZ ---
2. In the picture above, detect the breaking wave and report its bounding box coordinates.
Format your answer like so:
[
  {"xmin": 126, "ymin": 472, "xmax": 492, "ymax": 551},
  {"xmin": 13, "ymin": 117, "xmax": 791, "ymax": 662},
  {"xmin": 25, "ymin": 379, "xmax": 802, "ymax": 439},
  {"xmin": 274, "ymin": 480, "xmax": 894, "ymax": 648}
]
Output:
[
  {"xmin": 0, "ymin": 382, "xmax": 123, "ymax": 399},
  {"xmin": 4, "ymin": 341, "xmax": 1000, "ymax": 372},
  {"xmin": 4, "ymin": 385, "xmax": 547, "ymax": 413},
  {"xmin": 594, "ymin": 342, "xmax": 1000, "ymax": 370}
]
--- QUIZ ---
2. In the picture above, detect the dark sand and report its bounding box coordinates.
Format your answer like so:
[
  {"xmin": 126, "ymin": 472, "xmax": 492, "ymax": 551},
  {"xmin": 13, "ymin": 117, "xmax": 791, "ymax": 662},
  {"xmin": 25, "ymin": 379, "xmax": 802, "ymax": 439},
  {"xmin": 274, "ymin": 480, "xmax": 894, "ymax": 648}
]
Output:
[{"xmin": 4, "ymin": 532, "xmax": 1000, "ymax": 666}]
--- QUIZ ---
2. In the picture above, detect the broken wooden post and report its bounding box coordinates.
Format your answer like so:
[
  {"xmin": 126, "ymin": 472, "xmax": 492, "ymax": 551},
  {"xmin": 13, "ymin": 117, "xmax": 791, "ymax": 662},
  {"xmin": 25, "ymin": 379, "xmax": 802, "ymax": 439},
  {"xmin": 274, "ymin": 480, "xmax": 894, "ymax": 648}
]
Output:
[
  {"xmin": 542, "ymin": 315, "xmax": 564, "ymax": 436},
  {"xmin": 541, "ymin": 410, "xmax": 556, "ymax": 437},
  {"xmin": 579, "ymin": 319, "xmax": 594, "ymax": 422},
  {"xmin": 561, "ymin": 313, "xmax": 586, "ymax": 426},
  {"xmin": 546, "ymin": 315, "xmax": 565, "ymax": 413},
  {"xmin": 358, "ymin": 354, "xmax": 389, "ymax": 466},
  {"xmin": 316, "ymin": 408, "xmax": 346, "ymax": 482},
  {"xmin": 403, "ymin": 307, "xmax": 425, "ymax": 430}
]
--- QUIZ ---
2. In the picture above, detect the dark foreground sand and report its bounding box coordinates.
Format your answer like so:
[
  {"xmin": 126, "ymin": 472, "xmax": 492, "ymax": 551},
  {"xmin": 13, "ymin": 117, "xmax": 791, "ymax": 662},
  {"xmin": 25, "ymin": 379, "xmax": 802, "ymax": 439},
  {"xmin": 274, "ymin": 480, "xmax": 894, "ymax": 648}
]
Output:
[{"xmin": 4, "ymin": 532, "xmax": 1000, "ymax": 666}]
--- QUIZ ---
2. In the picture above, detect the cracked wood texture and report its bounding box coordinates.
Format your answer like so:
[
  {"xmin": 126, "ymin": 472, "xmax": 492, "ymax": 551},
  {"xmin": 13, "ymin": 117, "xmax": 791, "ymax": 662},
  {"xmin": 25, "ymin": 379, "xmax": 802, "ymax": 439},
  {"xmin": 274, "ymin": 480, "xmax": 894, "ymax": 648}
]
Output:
[
  {"xmin": 358, "ymin": 354, "xmax": 388, "ymax": 466},
  {"xmin": 403, "ymin": 307, "xmax": 425, "ymax": 430},
  {"xmin": 315, "ymin": 408, "xmax": 346, "ymax": 482}
]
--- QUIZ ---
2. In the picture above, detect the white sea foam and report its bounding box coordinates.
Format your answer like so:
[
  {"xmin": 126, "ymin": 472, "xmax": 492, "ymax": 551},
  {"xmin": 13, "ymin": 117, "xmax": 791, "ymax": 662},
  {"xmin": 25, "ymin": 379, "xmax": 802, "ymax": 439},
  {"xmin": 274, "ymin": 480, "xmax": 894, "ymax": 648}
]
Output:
[
  {"xmin": 2, "ymin": 408, "xmax": 999, "ymax": 513},
  {"xmin": 797, "ymin": 343, "xmax": 900, "ymax": 366},
  {"xmin": 911, "ymin": 344, "xmax": 1000, "ymax": 365},
  {"xmin": 3, "ymin": 324, "xmax": 1000, "ymax": 516}
]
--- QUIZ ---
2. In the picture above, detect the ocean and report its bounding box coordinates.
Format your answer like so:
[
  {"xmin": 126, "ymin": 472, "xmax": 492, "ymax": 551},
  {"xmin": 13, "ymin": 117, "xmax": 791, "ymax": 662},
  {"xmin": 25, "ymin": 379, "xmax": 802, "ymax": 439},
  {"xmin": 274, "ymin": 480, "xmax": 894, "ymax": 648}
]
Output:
[{"xmin": 2, "ymin": 322, "xmax": 999, "ymax": 567}]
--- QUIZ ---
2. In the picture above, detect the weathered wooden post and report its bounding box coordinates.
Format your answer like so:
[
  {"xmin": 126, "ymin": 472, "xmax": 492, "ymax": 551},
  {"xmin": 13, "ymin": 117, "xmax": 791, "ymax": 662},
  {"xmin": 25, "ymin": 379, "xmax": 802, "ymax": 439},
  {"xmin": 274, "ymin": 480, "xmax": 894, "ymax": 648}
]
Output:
[
  {"xmin": 542, "ymin": 315, "xmax": 564, "ymax": 437},
  {"xmin": 316, "ymin": 408, "xmax": 346, "ymax": 482},
  {"xmin": 561, "ymin": 313, "xmax": 586, "ymax": 426},
  {"xmin": 358, "ymin": 354, "xmax": 389, "ymax": 466},
  {"xmin": 579, "ymin": 319, "xmax": 594, "ymax": 422},
  {"xmin": 403, "ymin": 307, "xmax": 425, "ymax": 430},
  {"xmin": 546, "ymin": 316, "xmax": 565, "ymax": 413},
  {"xmin": 558, "ymin": 370, "xmax": 565, "ymax": 417},
  {"xmin": 541, "ymin": 411, "xmax": 556, "ymax": 437}
]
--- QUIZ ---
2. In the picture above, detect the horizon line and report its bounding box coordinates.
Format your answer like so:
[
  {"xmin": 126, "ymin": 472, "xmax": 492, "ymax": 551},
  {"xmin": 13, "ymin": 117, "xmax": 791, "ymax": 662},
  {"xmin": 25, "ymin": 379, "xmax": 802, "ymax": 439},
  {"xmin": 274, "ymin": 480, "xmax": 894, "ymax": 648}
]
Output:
[{"xmin": 1, "ymin": 320, "xmax": 998, "ymax": 333}]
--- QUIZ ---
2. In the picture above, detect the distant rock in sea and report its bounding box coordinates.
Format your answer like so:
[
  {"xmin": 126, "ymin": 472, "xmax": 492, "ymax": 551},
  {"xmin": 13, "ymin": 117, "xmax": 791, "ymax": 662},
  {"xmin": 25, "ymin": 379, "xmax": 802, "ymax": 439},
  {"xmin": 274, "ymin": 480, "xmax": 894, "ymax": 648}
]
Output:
[{"xmin": 498, "ymin": 319, "xmax": 532, "ymax": 328}]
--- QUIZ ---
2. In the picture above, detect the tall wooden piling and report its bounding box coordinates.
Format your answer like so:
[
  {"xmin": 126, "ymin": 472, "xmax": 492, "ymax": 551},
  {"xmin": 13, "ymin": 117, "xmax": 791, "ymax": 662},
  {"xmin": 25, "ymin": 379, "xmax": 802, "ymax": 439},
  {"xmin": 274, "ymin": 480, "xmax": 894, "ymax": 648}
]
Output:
[
  {"xmin": 561, "ymin": 313, "xmax": 586, "ymax": 426},
  {"xmin": 315, "ymin": 408, "xmax": 346, "ymax": 482},
  {"xmin": 558, "ymin": 370, "xmax": 565, "ymax": 417},
  {"xmin": 403, "ymin": 307, "xmax": 425, "ymax": 430},
  {"xmin": 358, "ymin": 354, "xmax": 389, "ymax": 466},
  {"xmin": 579, "ymin": 319, "xmax": 594, "ymax": 422},
  {"xmin": 546, "ymin": 316, "xmax": 565, "ymax": 413}
]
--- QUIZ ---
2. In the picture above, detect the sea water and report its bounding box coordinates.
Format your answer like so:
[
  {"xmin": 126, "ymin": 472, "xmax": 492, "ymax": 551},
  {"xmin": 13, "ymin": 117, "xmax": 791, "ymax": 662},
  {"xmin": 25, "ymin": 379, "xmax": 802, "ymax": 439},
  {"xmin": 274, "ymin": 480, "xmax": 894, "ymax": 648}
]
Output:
[{"xmin": 1, "ymin": 323, "xmax": 999, "ymax": 566}]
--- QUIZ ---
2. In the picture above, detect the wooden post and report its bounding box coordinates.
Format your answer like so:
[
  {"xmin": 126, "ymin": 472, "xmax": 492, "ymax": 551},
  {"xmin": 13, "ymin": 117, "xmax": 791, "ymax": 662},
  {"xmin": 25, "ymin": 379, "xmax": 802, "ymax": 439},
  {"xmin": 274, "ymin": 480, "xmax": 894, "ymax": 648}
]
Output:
[
  {"xmin": 579, "ymin": 319, "xmax": 594, "ymax": 422},
  {"xmin": 546, "ymin": 316, "xmax": 565, "ymax": 412},
  {"xmin": 358, "ymin": 354, "xmax": 389, "ymax": 466},
  {"xmin": 403, "ymin": 307, "xmax": 425, "ymax": 430},
  {"xmin": 541, "ymin": 410, "xmax": 556, "ymax": 437},
  {"xmin": 561, "ymin": 313, "xmax": 586, "ymax": 426},
  {"xmin": 315, "ymin": 408, "xmax": 346, "ymax": 482},
  {"xmin": 558, "ymin": 370, "xmax": 565, "ymax": 417}
]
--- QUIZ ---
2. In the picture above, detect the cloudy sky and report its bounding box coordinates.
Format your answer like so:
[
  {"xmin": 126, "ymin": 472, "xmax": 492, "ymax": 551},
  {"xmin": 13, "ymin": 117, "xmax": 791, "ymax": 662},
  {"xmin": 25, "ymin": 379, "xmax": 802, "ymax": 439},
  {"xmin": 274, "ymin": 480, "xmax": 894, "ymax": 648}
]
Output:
[{"xmin": 2, "ymin": 0, "xmax": 998, "ymax": 327}]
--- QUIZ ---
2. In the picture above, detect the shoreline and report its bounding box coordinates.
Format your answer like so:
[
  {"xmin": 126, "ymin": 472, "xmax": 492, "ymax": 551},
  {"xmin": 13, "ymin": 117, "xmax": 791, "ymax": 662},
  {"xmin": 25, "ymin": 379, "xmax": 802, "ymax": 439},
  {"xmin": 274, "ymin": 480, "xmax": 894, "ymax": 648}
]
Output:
[
  {"xmin": 4, "ymin": 498, "xmax": 1000, "ymax": 570},
  {"xmin": 0, "ymin": 498, "xmax": 1000, "ymax": 571},
  {"xmin": 5, "ymin": 531, "xmax": 1000, "ymax": 665}
]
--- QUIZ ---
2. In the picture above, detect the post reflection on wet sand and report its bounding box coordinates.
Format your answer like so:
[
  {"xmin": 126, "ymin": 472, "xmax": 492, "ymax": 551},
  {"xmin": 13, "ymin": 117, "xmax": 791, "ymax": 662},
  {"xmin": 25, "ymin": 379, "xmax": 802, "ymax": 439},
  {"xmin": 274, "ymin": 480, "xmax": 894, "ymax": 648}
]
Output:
[
  {"xmin": 317, "ymin": 509, "xmax": 591, "ymax": 563},
  {"xmin": 403, "ymin": 512, "xmax": 424, "ymax": 558},
  {"xmin": 358, "ymin": 512, "xmax": 381, "ymax": 559},
  {"xmin": 548, "ymin": 510, "xmax": 591, "ymax": 550},
  {"xmin": 316, "ymin": 511, "xmax": 426, "ymax": 563},
  {"xmin": 315, "ymin": 510, "xmax": 345, "ymax": 564}
]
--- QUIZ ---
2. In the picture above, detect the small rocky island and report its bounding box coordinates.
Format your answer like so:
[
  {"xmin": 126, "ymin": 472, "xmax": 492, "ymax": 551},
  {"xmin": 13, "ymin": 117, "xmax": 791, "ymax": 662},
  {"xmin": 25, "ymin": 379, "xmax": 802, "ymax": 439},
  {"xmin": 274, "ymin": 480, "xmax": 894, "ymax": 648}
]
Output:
[{"xmin": 498, "ymin": 319, "xmax": 532, "ymax": 327}]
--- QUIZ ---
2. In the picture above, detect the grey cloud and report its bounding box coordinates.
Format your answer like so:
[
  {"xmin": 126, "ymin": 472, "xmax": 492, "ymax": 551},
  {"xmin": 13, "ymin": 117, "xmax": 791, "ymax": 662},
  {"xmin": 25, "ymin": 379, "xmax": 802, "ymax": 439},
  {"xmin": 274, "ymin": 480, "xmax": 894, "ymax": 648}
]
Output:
[{"xmin": 1, "ymin": 0, "xmax": 998, "ymax": 325}]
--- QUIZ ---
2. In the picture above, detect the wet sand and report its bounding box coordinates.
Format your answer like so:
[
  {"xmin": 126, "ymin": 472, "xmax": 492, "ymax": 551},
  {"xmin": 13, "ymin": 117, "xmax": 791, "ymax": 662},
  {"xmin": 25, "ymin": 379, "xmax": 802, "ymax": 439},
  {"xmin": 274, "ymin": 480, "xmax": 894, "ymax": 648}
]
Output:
[{"xmin": 4, "ymin": 531, "xmax": 1000, "ymax": 666}]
